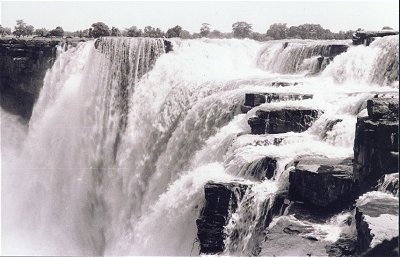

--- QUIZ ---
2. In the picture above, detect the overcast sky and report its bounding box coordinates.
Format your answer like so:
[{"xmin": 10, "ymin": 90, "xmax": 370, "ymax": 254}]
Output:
[{"xmin": 1, "ymin": 1, "xmax": 399, "ymax": 33}]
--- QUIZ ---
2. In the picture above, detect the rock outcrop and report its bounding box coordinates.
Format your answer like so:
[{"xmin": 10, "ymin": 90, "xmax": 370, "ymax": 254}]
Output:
[
  {"xmin": 353, "ymin": 98, "xmax": 399, "ymax": 193},
  {"xmin": 288, "ymin": 157, "xmax": 356, "ymax": 209},
  {"xmin": 248, "ymin": 108, "xmax": 321, "ymax": 134},
  {"xmin": 352, "ymin": 30, "xmax": 399, "ymax": 45},
  {"xmin": 355, "ymin": 191, "xmax": 399, "ymax": 254},
  {"xmin": 0, "ymin": 38, "xmax": 60, "ymax": 118},
  {"xmin": 196, "ymin": 182, "xmax": 249, "ymax": 254}
]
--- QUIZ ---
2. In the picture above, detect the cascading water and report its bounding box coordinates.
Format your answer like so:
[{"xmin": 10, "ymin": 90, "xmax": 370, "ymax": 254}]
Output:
[{"xmin": 1, "ymin": 35, "xmax": 398, "ymax": 256}]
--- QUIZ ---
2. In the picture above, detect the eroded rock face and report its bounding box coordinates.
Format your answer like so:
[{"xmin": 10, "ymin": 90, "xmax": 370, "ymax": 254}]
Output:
[
  {"xmin": 355, "ymin": 191, "xmax": 399, "ymax": 254},
  {"xmin": 196, "ymin": 182, "xmax": 249, "ymax": 254},
  {"xmin": 288, "ymin": 157, "xmax": 356, "ymax": 209},
  {"xmin": 353, "ymin": 98, "xmax": 399, "ymax": 192},
  {"xmin": 248, "ymin": 108, "xmax": 321, "ymax": 134},
  {"xmin": 0, "ymin": 38, "xmax": 59, "ymax": 118},
  {"xmin": 352, "ymin": 30, "xmax": 399, "ymax": 45}
]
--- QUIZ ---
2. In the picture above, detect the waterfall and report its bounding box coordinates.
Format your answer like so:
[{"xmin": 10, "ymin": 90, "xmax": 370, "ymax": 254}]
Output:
[{"xmin": 1, "ymin": 36, "xmax": 398, "ymax": 256}]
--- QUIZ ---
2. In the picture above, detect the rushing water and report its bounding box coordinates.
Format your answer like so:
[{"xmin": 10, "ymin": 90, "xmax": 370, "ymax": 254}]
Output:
[{"xmin": 1, "ymin": 36, "xmax": 398, "ymax": 255}]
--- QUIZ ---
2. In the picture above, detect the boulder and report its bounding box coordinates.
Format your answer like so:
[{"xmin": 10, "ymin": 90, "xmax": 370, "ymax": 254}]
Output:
[
  {"xmin": 248, "ymin": 108, "xmax": 321, "ymax": 134},
  {"xmin": 196, "ymin": 182, "xmax": 249, "ymax": 254},
  {"xmin": 353, "ymin": 98, "xmax": 399, "ymax": 192},
  {"xmin": 355, "ymin": 191, "xmax": 399, "ymax": 254},
  {"xmin": 288, "ymin": 157, "xmax": 356, "ymax": 208}
]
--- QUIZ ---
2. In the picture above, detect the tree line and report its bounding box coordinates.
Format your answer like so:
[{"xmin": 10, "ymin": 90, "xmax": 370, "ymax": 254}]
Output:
[{"xmin": 0, "ymin": 20, "xmax": 394, "ymax": 41}]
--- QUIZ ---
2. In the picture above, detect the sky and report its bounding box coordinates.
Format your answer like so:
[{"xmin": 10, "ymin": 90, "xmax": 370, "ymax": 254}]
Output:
[{"xmin": 1, "ymin": 1, "xmax": 399, "ymax": 33}]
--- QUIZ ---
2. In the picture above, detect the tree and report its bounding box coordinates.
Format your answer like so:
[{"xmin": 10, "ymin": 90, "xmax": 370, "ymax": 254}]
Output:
[
  {"xmin": 232, "ymin": 21, "xmax": 252, "ymax": 38},
  {"xmin": 0, "ymin": 25, "xmax": 12, "ymax": 36},
  {"xmin": 179, "ymin": 30, "xmax": 191, "ymax": 39},
  {"xmin": 91, "ymin": 22, "xmax": 110, "ymax": 38},
  {"xmin": 49, "ymin": 26, "xmax": 64, "ymax": 37},
  {"xmin": 251, "ymin": 32, "xmax": 268, "ymax": 41},
  {"xmin": 126, "ymin": 26, "xmax": 142, "ymax": 37},
  {"xmin": 34, "ymin": 28, "xmax": 48, "ymax": 37},
  {"xmin": 166, "ymin": 25, "xmax": 182, "ymax": 38},
  {"xmin": 208, "ymin": 30, "xmax": 222, "ymax": 39},
  {"xmin": 266, "ymin": 23, "xmax": 288, "ymax": 40},
  {"xmin": 200, "ymin": 23, "xmax": 211, "ymax": 37},
  {"xmin": 111, "ymin": 27, "xmax": 119, "ymax": 36},
  {"xmin": 382, "ymin": 26, "xmax": 394, "ymax": 30},
  {"xmin": 13, "ymin": 20, "xmax": 31, "ymax": 37}
]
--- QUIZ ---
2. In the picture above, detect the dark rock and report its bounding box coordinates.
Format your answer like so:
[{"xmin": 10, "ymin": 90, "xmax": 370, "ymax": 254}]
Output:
[
  {"xmin": 163, "ymin": 39, "xmax": 173, "ymax": 53},
  {"xmin": 355, "ymin": 192, "xmax": 399, "ymax": 254},
  {"xmin": 245, "ymin": 93, "xmax": 268, "ymax": 107},
  {"xmin": 240, "ymin": 104, "xmax": 253, "ymax": 113},
  {"xmin": 0, "ymin": 38, "xmax": 60, "ymax": 119},
  {"xmin": 196, "ymin": 182, "xmax": 249, "ymax": 254},
  {"xmin": 248, "ymin": 108, "xmax": 321, "ymax": 134},
  {"xmin": 353, "ymin": 30, "xmax": 399, "ymax": 45},
  {"xmin": 241, "ymin": 92, "xmax": 313, "ymax": 113},
  {"xmin": 240, "ymin": 156, "xmax": 277, "ymax": 180},
  {"xmin": 288, "ymin": 157, "xmax": 356, "ymax": 208},
  {"xmin": 271, "ymin": 81, "xmax": 300, "ymax": 87},
  {"xmin": 367, "ymin": 98, "xmax": 399, "ymax": 121},
  {"xmin": 353, "ymin": 100, "xmax": 399, "ymax": 192},
  {"xmin": 376, "ymin": 173, "xmax": 399, "ymax": 197},
  {"xmin": 360, "ymin": 236, "xmax": 399, "ymax": 257}
]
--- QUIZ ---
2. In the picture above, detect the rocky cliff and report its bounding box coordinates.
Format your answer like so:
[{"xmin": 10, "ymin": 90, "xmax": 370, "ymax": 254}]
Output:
[{"xmin": 0, "ymin": 38, "xmax": 61, "ymax": 119}]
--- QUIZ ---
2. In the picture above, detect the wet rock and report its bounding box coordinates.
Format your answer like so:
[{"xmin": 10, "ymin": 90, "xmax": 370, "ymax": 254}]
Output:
[
  {"xmin": 196, "ymin": 182, "xmax": 249, "ymax": 254},
  {"xmin": 242, "ymin": 93, "xmax": 313, "ymax": 113},
  {"xmin": 322, "ymin": 119, "xmax": 343, "ymax": 139},
  {"xmin": 271, "ymin": 81, "xmax": 301, "ymax": 87},
  {"xmin": 355, "ymin": 191, "xmax": 399, "ymax": 254},
  {"xmin": 259, "ymin": 215, "xmax": 332, "ymax": 257},
  {"xmin": 352, "ymin": 30, "xmax": 399, "ymax": 45},
  {"xmin": 248, "ymin": 108, "xmax": 321, "ymax": 134},
  {"xmin": 288, "ymin": 157, "xmax": 355, "ymax": 208},
  {"xmin": 240, "ymin": 156, "xmax": 277, "ymax": 180},
  {"xmin": 240, "ymin": 104, "xmax": 253, "ymax": 113},
  {"xmin": 0, "ymin": 38, "xmax": 60, "ymax": 119},
  {"xmin": 326, "ymin": 238, "xmax": 357, "ymax": 257},
  {"xmin": 360, "ymin": 236, "xmax": 399, "ymax": 257},
  {"xmin": 367, "ymin": 98, "xmax": 399, "ymax": 120},
  {"xmin": 163, "ymin": 39, "xmax": 173, "ymax": 53},
  {"xmin": 353, "ymin": 98, "xmax": 399, "ymax": 192},
  {"xmin": 376, "ymin": 173, "xmax": 399, "ymax": 197}
]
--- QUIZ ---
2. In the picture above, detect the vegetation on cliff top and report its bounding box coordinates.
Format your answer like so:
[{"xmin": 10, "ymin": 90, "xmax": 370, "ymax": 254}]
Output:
[{"xmin": 1, "ymin": 19, "xmax": 395, "ymax": 41}]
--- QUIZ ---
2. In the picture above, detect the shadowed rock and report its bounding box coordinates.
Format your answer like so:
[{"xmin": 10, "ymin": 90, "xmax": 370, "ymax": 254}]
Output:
[
  {"xmin": 0, "ymin": 38, "xmax": 59, "ymax": 118},
  {"xmin": 196, "ymin": 182, "xmax": 249, "ymax": 254},
  {"xmin": 248, "ymin": 108, "xmax": 321, "ymax": 134},
  {"xmin": 288, "ymin": 157, "xmax": 356, "ymax": 209},
  {"xmin": 353, "ymin": 98, "xmax": 399, "ymax": 193}
]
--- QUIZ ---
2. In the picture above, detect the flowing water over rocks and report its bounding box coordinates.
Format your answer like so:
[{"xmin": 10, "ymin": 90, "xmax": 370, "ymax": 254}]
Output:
[{"xmin": 1, "ymin": 36, "xmax": 399, "ymax": 256}]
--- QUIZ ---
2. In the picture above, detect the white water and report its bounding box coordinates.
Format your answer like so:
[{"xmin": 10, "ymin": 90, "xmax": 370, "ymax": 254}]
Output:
[{"xmin": 1, "ymin": 36, "xmax": 399, "ymax": 255}]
